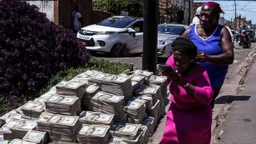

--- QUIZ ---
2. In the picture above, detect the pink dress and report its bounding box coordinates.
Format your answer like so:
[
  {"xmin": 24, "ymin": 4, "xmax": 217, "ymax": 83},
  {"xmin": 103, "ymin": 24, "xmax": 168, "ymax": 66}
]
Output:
[{"xmin": 160, "ymin": 55, "xmax": 214, "ymax": 144}]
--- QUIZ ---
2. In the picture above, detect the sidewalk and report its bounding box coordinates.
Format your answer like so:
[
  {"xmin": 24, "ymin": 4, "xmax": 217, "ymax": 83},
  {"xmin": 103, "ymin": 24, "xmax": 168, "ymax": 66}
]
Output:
[{"xmin": 219, "ymin": 62, "xmax": 256, "ymax": 143}]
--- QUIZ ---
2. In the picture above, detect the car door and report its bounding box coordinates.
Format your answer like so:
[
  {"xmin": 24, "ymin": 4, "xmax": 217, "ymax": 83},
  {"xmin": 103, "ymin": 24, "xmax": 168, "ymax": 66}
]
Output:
[{"xmin": 128, "ymin": 21, "xmax": 144, "ymax": 54}]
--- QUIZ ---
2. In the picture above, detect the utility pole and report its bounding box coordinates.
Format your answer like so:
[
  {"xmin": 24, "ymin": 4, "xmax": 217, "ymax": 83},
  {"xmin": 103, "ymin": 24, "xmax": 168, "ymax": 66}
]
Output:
[
  {"xmin": 234, "ymin": 0, "xmax": 237, "ymax": 30},
  {"xmin": 143, "ymin": 0, "xmax": 158, "ymax": 74}
]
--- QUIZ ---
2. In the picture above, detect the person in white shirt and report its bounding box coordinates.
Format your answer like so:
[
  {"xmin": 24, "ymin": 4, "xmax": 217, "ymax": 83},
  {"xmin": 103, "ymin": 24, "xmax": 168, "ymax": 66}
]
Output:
[
  {"xmin": 190, "ymin": 6, "xmax": 201, "ymax": 26},
  {"xmin": 72, "ymin": 5, "xmax": 82, "ymax": 33}
]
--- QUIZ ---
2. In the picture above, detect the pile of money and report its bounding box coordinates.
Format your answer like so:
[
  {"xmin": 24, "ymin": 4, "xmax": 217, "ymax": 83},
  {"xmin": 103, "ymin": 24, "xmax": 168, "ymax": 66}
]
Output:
[
  {"xmin": 21, "ymin": 101, "xmax": 44, "ymax": 118},
  {"xmin": 22, "ymin": 130, "xmax": 48, "ymax": 144},
  {"xmin": 79, "ymin": 111, "xmax": 114, "ymax": 126},
  {"xmin": 75, "ymin": 70, "xmax": 103, "ymax": 83},
  {"xmin": 55, "ymin": 80, "xmax": 88, "ymax": 98},
  {"xmin": 89, "ymin": 91, "xmax": 125, "ymax": 121},
  {"xmin": 45, "ymin": 94, "xmax": 80, "ymax": 115},
  {"xmin": 77, "ymin": 124, "xmax": 110, "ymax": 144},
  {"xmin": 110, "ymin": 123, "xmax": 141, "ymax": 140},
  {"xmin": 9, "ymin": 139, "xmax": 37, "ymax": 144},
  {"xmin": 36, "ymin": 112, "xmax": 82, "ymax": 142},
  {"xmin": 90, "ymin": 73, "xmax": 133, "ymax": 100},
  {"xmin": 2, "ymin": 119, "xmax": 37, "ymax": 139},
  {"xmin": 0, "ymin": 110, "xmax": 23, "ymax": 127},
  {"xmin": 142, "ymin": 117, "xmax": 156, "ymax": 136},
  {"xmin": 124, "ymin": 98, "xmax": 147, "ymax": 124},
  {"xmin": 81, "ymin": 84, "xmax": 100, "ymax": 110}
]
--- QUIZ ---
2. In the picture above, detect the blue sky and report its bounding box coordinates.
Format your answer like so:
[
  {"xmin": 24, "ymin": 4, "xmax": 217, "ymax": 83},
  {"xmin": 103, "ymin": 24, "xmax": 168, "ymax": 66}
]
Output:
[{"xmin": 194, "ymin": 1, "xmax": 256, "ymax": 24}]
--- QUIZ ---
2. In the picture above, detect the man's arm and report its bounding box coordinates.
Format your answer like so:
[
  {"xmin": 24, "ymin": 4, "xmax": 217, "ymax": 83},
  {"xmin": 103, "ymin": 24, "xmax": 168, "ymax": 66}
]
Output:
[{"xmin": 207, "ymin": 26, "xmax": 234, "ymax": 66}]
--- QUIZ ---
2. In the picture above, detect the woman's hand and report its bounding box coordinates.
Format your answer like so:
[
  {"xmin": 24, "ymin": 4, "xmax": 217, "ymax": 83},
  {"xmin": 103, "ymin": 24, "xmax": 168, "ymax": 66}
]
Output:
[
  {"xmin": 194, "ymin": 52, "xmax": 209, "ymax": 62},
  {"xmin": 161, "ymin": 70, "xmax": 186, "ymax": 86}
]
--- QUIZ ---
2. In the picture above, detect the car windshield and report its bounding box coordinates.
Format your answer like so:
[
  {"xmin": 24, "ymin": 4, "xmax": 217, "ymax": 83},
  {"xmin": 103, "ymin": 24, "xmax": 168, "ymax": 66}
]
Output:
[
  {"xmin": 98, "ymin": 17, "xmax": 136, "ymax": 28},
  {"xmin": 158, "ymin": 25, "xmax": 186, "ymax": 35}
]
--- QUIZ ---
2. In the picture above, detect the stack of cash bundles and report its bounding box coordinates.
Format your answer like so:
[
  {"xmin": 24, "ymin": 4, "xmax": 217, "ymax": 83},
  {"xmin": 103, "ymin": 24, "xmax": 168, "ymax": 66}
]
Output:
[{"xmin": 0, "ymin": 69, "xmax": 169, "ymax": 144}]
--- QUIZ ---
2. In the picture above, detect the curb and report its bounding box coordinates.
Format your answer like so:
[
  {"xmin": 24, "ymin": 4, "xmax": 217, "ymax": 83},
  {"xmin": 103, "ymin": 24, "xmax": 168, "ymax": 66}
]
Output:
[{"xmin": 211, "ymin": 48, "xmax": 256, "ymax": 143}]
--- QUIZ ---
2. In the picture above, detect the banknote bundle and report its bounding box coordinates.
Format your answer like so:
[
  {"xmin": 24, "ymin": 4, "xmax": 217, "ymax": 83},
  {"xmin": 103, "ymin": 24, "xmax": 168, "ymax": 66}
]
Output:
[
  {"xmin": 55, "ymin": 80, "xmax": 88, "ymax": 99},
  {"xmin": 147, "ymin": 100, "xmax": 161, "ymax": 122},
  {"xmin": 124, "ymin": 98, "xmax": 147, "ymax": 124},
  {"xmin": 1, "ymin": 119, "xmax": 37, "ymax": 139},
  {"xmin": 119, "ymin": 73, "xmax": 146, "ymax": 90},
  {"xmin": 142, "ymin": 117, "xmax": 156, "ymax": 136},
  {"xmin": 77, "ymin": 124, "xmax": 110, "ymax": 144},
  {"xmin": 110, "ymin": 123, "xmax": 141, "ymax": 140},
  {"xmin": 9, "ymin": 139, "xmax": 37, "ymax": 144},
  {"xmin": 0, "ymin": 110, "xmax": 23, "ymax": 127},
  {"xmin": 110, "ymin": 123, "xmax": 147, "ymax": 144},
  {"xmin": 89, "ymin": 91, "xmax": 125, "ymax": 121},
  {"xmin": 34, "ymin": 88, "xmax": 56, "ymax": 105},
  {"xmin": 135, "ymin": 95, "xmax": 155, "ymax": 111},
  {"xmin": 45, "ymin": 94, "xmax": 80, "ymax": 115},
  {"xmin": 147, "ymin": 75, "xmax": 168, "ymax": 98},
  {"xmin": 22, "ymin": 130, "xmax": 48, "ymax": 144},
  {"xmin": 36, "ymin": 112, "xmax": 82, "ymax": 142},
  {"xmin": 133, "ymin": 70, "xmax": 153, "ymax": 79},
  {"xmin": 21, "ymin": 101, "xmax": 44, "ymax": 118},
  {"xmin": 90, "ymin": 73, "xmax": 133, "ymax": 100},
  {"xmin": 79, "ymin": 111, "xmax": 114, "ymax": 126},
  {"xmin": 81, "ymin": 84, "xmax": 100, "ymax": 110}
]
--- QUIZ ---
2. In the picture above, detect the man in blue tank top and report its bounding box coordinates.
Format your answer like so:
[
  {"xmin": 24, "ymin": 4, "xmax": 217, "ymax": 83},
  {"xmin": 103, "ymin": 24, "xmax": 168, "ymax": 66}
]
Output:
[{"xmin": 181, "ymin": 2, "xmax": 234, "ymax": 108}]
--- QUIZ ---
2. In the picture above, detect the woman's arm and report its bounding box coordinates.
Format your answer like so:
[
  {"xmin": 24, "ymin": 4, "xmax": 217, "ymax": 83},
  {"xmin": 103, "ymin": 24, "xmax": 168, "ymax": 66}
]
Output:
[
  {"xmin": 207, "ymin": 26, "xmax": 234, "ymax": 66},
  {"xmin": 177, "ymin": 68, "xmax": 214, "ymax": 105}
]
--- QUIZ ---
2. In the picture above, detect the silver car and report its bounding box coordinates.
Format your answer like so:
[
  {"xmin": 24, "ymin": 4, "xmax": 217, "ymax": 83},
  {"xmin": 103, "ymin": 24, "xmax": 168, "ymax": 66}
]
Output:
[{"xmin": 157, "ymin": 24, "xmax": 189, "ymax": 58}]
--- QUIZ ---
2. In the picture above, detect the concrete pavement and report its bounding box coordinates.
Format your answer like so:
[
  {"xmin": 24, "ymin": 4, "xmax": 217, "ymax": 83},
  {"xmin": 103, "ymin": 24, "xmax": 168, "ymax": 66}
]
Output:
[{"xmin": 219, "ymin": 60, "xmax": 256, "ymax": 144}]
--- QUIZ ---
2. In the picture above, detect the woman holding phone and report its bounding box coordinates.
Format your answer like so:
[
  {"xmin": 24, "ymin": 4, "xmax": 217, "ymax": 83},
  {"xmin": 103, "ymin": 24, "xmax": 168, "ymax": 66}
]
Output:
[{"xmin": 160, "ymin": 37, "xmax": 214, "ymax": 144}]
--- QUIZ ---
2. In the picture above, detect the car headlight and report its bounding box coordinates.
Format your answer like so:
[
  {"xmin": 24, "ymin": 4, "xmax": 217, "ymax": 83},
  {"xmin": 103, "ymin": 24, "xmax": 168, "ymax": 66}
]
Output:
[{"xmin": 97, "ymin": 31, "xmax": 115, "ymax": 35}]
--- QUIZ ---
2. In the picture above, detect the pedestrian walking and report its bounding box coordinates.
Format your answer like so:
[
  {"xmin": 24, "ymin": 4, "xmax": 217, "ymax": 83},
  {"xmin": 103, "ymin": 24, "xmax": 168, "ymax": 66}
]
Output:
[
  {"xmin": 182, "ymin": 1, "xmax": 234, "ymax": 108},
  {"xmin": 160, "ymin": 37, "xmax": 214, "ymax": 144},
  {"xmin": 190, "ymin": 6, "xmax": 201, "ymax": 26},
  {"xmin": 72, "ymin": 5, "xmax": 83, "ymax": 33}
]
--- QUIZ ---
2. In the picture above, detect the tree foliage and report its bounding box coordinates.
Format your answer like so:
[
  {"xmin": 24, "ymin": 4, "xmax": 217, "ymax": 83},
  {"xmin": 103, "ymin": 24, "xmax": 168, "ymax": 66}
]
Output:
[{"xmin": 93, "ymin": 0, "xmax": 142, "ymax": 16}]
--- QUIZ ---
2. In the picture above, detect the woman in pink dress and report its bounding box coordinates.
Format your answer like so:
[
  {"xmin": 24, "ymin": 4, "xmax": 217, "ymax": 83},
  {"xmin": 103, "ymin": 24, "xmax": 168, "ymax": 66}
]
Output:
[{"xmin": 160, "ymin": 37, "xmax": 214, "ymax": 144}]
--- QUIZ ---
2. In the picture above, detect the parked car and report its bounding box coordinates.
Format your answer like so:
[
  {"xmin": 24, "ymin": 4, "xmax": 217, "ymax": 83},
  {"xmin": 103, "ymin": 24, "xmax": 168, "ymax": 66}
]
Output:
[
  {"xmin": 77, "ymin": 16, "xmax": 143, "ymax": 55},
  {"xmin": 157, "ymin": 24, "xmax": 189, "ymax": 58}
]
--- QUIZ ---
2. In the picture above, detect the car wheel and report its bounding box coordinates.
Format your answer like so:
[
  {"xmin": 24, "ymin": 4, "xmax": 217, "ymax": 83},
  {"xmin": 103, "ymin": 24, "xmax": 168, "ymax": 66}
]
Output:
[{"xmin": 110, "ymin": 43, "xmax": 130, "ymax": 57}]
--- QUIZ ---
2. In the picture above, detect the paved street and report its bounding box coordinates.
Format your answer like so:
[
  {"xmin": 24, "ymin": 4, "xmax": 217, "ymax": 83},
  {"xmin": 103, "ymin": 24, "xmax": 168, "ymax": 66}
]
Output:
[
  {"xmin": 102, "ymin": 42, "xmax": 254, "ymax": 85},
  {"xmin": 219, "ymin": 57, "xmax": 256, "ymax": 144}
]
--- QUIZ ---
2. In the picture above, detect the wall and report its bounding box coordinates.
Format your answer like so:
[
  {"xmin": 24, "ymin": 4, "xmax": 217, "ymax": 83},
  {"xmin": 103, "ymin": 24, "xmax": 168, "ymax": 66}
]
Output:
[{"xmin": 27, "ymin": 1, "xmax": 54, "ymax": 22}]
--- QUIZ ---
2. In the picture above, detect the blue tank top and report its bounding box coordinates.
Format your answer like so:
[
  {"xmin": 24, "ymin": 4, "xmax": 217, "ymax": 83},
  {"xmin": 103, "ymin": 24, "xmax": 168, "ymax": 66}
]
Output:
[{"xmin": 188, "ymin": 24, "xmax": 228, "ymax": 88}]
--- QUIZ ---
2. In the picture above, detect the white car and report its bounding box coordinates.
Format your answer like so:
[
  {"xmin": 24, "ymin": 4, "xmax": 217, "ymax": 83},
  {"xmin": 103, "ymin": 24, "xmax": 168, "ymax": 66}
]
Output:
[
  {"xmin": 77, "ymin": 16, "xmax": 144, "ymax": 55},
  {"xmin": 157, "ymin": 24, "xmax": 189, "ymax": 58}
]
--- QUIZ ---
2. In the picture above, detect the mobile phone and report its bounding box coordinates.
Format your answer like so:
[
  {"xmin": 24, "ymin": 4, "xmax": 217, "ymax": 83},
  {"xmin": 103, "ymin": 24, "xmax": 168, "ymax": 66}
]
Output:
[{"xmin": 159, "ymin": 64, "xmax": 174, "ymax": 73}]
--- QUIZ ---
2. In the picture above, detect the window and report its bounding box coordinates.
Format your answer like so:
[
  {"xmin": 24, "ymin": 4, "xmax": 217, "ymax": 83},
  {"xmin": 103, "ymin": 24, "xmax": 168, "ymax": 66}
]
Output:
[{"xmin": 131, "ymin": 21, "xmax": 143, "ymax": 33}]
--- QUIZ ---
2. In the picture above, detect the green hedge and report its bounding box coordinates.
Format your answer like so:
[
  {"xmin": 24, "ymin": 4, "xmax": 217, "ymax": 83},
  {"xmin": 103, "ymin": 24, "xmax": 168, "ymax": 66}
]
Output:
[{"xmin": 0, "ymin": 58, "xmax": 132, "ymax": 115}]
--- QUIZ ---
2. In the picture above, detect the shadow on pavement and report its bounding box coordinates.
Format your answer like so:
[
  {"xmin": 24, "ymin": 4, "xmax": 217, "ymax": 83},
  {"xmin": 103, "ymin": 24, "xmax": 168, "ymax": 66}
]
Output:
[{"xmin": 215, "ymin": 95, "xmax": 251, "ymax": 104}]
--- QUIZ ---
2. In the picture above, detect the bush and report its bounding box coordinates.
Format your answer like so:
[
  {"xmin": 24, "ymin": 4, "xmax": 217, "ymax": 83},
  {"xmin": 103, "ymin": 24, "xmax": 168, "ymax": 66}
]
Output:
[
  {"xmin": 0, "ymin": 58, "xmax": 132, "ymax": 114},
  {"xmin": 0, "ymin": 0, "xmax": 91, "ymax": 108}
]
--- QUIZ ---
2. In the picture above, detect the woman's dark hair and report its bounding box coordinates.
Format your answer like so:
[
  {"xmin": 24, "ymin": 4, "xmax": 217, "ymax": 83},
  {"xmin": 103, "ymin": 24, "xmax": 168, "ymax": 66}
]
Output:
[{"xmin": 171, "ymin": 37, "xmax": 198, "ymax": 58}]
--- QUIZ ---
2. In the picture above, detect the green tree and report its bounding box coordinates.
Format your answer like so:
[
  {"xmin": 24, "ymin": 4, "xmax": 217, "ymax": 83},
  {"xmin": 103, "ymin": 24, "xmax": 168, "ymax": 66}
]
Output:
[{"xmin": 93, "ymin": 0, "xmax": 142, "ymax": 16}]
